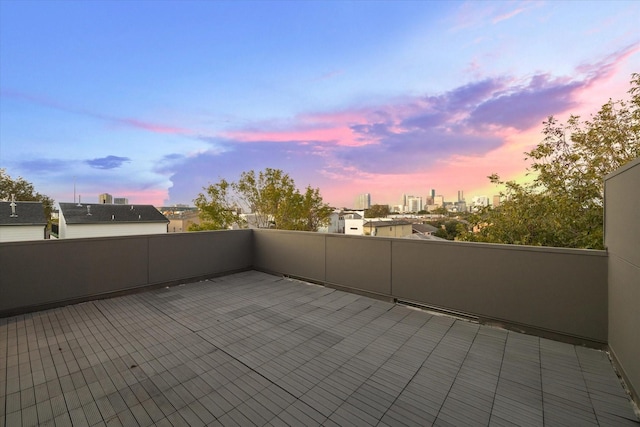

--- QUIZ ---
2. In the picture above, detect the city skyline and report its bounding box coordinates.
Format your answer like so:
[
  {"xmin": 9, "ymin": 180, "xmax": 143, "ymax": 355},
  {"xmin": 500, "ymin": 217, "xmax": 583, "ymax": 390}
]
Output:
[{"xmin": 1, "ymin": 1, "xmax": 638, "ymax": 207}]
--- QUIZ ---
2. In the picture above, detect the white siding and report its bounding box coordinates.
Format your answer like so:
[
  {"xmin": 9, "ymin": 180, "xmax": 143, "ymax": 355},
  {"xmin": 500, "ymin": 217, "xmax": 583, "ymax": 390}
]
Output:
[
  {"xmin": 63, "ymin": 223, "xmax": 167, "ymax": 239},
  {"xmin": 0, "ymin": 226, "xmax": 45, "ymax": 242},
  {"xmin": 344, "ymin": 218, "xmax": 364, "ymax": 235}
]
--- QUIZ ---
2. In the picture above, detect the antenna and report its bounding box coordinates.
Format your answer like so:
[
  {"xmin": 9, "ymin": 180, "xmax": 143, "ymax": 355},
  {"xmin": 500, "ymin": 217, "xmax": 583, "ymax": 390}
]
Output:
[
  {"xmin": 73, "ymin": 177, "xmax": 76, "ymax": 204},
  {"xmin": 9, "ymin": 194, "xmax": 17, "ymax": 217}
]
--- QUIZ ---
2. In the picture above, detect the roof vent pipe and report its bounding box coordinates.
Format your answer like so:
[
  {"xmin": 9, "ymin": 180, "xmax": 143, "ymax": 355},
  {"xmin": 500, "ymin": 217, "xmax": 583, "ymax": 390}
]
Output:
[
  {"xmin": 77, "ymin": 195, "xmax": 82, "ymax": 207},
  {"xmin": 9, "ymin": 194, "xmax": 17, "ymax": 217},
  {"xmin": 87, "ymin": 206, "xmax": 92, "ymax": 216}
]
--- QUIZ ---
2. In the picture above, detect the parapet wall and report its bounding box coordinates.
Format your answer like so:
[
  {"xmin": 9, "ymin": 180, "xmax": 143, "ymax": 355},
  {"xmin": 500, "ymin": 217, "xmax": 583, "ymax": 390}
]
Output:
[
  {"xmin": 0, "ymin": 229, "xmax": 253, "ymax": 316},
  {"xmin": 254, "ymin": 229, "xmax": 608, "ymax": 345},
  {"xmin": 605, "ymin": 157, "xmax": 640, "ymax": 404},
  {"xmin": 0, "ymin": 221, "xmax": 609, "ymax": 345}
]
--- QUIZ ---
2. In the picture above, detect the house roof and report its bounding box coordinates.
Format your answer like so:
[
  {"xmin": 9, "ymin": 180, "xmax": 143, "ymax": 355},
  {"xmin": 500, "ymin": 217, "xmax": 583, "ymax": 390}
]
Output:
[
  {"xmin": 59, "ymin": 202, "xmax": 169, "ymax": 224},
  {"xmin": 412, "ymin": 223, "xmax": 439, "ymax": 233},
  {"xmin": 0, "ymin": 201, "xmax": 47, "ymax": 226},
  {"xmin": 364, "ymin": 219, "xmax": 411, "ymax": 227},
  {"xmin": 403, "ymin": 232, "xmax": 448, "ymax": 241}
]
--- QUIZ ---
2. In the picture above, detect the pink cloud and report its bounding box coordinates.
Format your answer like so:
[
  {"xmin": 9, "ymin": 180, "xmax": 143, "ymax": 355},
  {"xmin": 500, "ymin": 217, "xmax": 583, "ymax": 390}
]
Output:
[
  {"xmin": 119, "ymin": 118, "xmax": 188, "ymax": 134},
  {"xmin": 1, "ymin": 89, "xmax": 189, "ymax": 135},
  {"xmin": 492, "ymin": 7, "xmax": 526, "ymax": 24},
  {"xmin": 106, "ymin": 188, "xmax": 169, "ymax": 206},
  {"xmin": 222, "ymin": 110, "xmax": 377, "ymax": 147}
]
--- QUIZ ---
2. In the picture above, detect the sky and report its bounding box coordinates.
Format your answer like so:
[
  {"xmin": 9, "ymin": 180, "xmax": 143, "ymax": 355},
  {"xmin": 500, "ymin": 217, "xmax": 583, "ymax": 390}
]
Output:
[{"xmin": 1, "ymin": 1, "xmax": 638, "ymax": 208}]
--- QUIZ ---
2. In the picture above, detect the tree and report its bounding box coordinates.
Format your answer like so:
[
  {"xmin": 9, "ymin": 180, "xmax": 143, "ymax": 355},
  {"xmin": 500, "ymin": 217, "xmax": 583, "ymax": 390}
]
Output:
[
  {"xmin": 459, "ymin": 74, "xmax": 640, "ymax": 249},
  {"xmin": 431, "ymin": 206, "xmax": 449, "ymax": 216},
  {"xmin": 299, "ymin": 186, "xmax": 334, "ymax": 232},
  {"xmin": 432, "ymin": 219, "xmax": 465, "ymax": 240},
  {"xmin": 365, "ymin": 204, "xmax": 390, "ymax": 218},
  {"xmin": 193, "ymin": 168, "xmax": 331, "ymax": 232},
  {"xmin": 0, "ymin": 168, "xmax": 54, "ymax": 220},
  {"xmin": 191, "ymin": 178, "xmax": 244, "ymax": 231}
]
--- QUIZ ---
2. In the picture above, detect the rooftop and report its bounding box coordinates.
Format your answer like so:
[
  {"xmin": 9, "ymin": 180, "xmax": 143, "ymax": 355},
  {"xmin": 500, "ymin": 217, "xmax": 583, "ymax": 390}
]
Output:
[
  {"xmin": 2, "ymin": 270, "xmax": 637, "ymax": 426},
  {"xmin": 58, "ymin": 203, "xmax": 169, "ymax": 224},
  {"xmin": 0, "ymin": 201, "xmax": 46, "ymax": 226}
]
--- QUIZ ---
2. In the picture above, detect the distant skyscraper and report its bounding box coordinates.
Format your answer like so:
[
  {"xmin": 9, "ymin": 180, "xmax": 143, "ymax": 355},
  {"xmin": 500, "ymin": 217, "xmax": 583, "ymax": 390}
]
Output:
[
  {"xmin": 457, "ymin": 190, "xmax": 464, "ymax": 202},
  {"xmin": 355, "ymin": 193, "xmax": 371, "ymax": 210},
  {"xmin": 406, "ymin": 196, "xmax": 423, "ymax": 213},
  {"xmin": 98, "ymin": 193, "xmax": 112, "ymax": 204},
  {"xmin": 430, "ymin": 189, "xmax": 436, "ymax": 199},
  {"xmin": 492, "ymin": 195, "xmax": 501, "ymax": 207}
]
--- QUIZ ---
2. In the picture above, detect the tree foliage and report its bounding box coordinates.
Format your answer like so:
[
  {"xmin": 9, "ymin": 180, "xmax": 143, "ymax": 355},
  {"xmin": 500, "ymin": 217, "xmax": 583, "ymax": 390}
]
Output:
[
  {"xmin": 192, "ymin": 168, "xmax": 331, "ymax": 232},
  {"xmin": 0, "ymin": 168, "xmax": 54, "ymax": 220},
  {"xmin": 428, "ymin": 219, "xmax": 467, "ymax": 241},
  {"xmin": 190, "ymin": 178, "xmax": 244, "ymax": 231},
  {"xmin": 459, "ymin": 74, "xmax": 640, "ymax": 249},
  {"xmin": 364, "ymin": 204, "xmax": 390, "ymax": 218}
]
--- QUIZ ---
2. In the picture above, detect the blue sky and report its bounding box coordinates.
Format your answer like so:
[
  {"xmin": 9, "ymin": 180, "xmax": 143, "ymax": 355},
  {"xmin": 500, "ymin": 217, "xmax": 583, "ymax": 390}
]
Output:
[{"xmin": 1, "ymin": 1, "xmax": 638, "ymax": 207}]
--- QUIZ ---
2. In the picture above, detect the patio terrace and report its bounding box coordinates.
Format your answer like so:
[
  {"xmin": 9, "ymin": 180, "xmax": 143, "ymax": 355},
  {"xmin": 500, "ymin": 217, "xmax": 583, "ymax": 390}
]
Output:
[{"xmin": 2, "ymin": 270, "xmax": 638, "ymax": 426}]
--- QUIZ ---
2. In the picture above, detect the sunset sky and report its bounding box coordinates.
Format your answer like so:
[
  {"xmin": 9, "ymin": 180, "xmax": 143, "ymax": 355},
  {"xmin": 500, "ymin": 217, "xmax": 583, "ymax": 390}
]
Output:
[{"xmin": 1, "ymin": 1, "xmax": 638, "ymax": 208}]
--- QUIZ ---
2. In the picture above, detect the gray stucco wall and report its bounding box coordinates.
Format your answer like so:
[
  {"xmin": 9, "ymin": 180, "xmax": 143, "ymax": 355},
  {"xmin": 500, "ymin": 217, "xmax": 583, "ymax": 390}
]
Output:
[
  {"xmin": 253, "ymin": 229, "xmax": 608, "ymax": 344},
  {"xmin": 605, "ymin": 157, "xmax": 640, "ymax": 403},
  {"xmin": 0, "ymin": 230, "xmax": 252, "ymax": 316},
  {"xmin": 1, "ymin": 224, "xmax": 610, "ymax": 346},
  {"xmin": 253, "ymin": 230, "xmax": 326, "ymax": 281},
  {"xmin": 392, "ymin": 240, "xmax": 607, "ymax": 342}
]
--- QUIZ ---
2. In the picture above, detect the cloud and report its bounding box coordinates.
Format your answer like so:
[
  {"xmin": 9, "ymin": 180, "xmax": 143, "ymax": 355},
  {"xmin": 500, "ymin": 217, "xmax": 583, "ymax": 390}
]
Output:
[
  {"xmin": 313, "ymin": 70, "xmax": 345, "ymax": 82},
  {"xmin": 18, "ymin": 158, "xmax": 76, "ymax": 174},
  {"xmin": 85, "ymin": 155, "xmax": 131, "ymax": 169},
  {"xmin": 0, "ymin": 90, "xmax": 190, "ymax": 135},
  {"xmin": 467, "ymin": 75, "xmax": 581, "ymax": 129},
  {"xmin": 116, "ymin": 118, "xmax": 188, "ymax": 134},
  {"xmin": 492, "ymin": 7, "xmax": 527, "ymax": 24}
]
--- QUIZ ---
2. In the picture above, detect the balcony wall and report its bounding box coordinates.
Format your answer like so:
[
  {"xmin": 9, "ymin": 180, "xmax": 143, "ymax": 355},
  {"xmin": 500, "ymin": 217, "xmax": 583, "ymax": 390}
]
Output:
[
  {"xmin": 605, "ymin": 157, "xmax": 640, "ymax": 403},
  {"xmin": 0, "ymin": 230, "xmax": 252, "ymax": 316},
  {"xmin": 254, "ymin": 229, "xmax": 608, "ymax": 345}
]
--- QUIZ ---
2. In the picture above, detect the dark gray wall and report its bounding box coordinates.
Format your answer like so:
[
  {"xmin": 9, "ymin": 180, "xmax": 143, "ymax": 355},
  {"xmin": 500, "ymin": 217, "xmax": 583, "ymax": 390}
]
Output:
[
  {"xmin": 0, "ymin": 230, "xmax": 252, "ymax": 316},
  {"xmin": 392, "ymin": 240, "xmax": 607, "ymax": 342},
  {"xmin": 1, "ymin": 225, "xmax": 610, "ymax": 346},
  {"xmin": 253, "ymin": 229, "xmax": 608, "ymax": 344},
  {"xmin": 605, "ymin": 157, "xmax": 640, "ymax": 404},
  {"xmin": 326, "ymin": 235, "xmax": 391, "ymax": 296},
  {"xmin": 148, "ymin": 230, "xmax": 252, "ymax": 283},
  {"xmin": 253, "ymin": 230, "xmax": 326, "ymax": 281}
]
